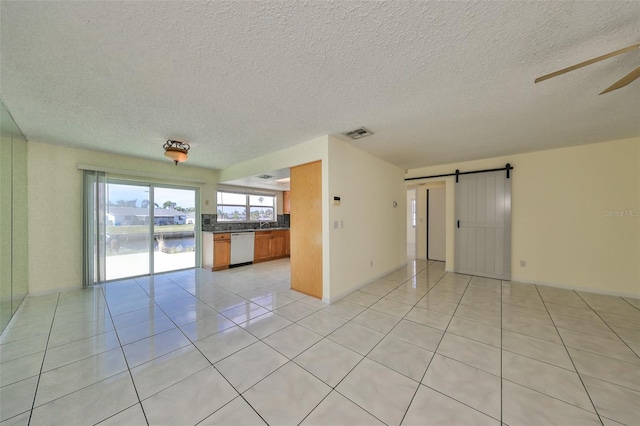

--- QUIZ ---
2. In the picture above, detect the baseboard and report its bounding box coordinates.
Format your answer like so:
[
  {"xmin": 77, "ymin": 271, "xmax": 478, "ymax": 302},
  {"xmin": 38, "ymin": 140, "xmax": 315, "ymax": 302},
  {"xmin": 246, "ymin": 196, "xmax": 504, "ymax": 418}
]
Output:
[
  {"xmin": 325, "ymin": 262, "xmax": 407, "ymax": 304},
  {"xmin": 508, "ymin": 278, "xmax": 640, "ymax": 300}
]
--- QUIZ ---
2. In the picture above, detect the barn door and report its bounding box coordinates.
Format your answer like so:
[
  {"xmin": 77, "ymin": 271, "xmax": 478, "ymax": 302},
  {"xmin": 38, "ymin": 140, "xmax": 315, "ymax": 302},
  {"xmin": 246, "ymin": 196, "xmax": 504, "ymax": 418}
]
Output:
[{"xmin": 455, "ymin": 171, "xmax": 511, "ymax": 280}]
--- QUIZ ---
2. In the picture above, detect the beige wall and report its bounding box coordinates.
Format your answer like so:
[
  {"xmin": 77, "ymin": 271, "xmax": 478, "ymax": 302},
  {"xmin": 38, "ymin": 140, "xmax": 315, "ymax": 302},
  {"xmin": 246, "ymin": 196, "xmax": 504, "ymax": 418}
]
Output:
[
  {"xmin": 327, "ymin": 136, "xmax": 407, "ymax": 301},
  {"xmin": 407, "ymin": 137, "xmax": 640, "ymax": 297},
  {"xmin": 27, "ymin": 142, "xmax": 218, "ymax": 294}
]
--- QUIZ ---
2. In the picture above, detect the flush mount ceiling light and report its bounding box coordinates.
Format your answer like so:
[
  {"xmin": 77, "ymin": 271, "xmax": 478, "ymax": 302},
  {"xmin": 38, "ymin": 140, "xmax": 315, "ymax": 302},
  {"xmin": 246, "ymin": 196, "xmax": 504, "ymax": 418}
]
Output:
[{"xmin": 163, "ymin": 140, "xmax": 190, "ymax": 165}]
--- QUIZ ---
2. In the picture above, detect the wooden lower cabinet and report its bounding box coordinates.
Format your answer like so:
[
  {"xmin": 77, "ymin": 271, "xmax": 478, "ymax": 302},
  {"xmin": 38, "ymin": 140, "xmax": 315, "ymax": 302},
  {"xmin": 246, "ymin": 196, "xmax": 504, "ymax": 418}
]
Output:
[
  {"xmin": 285, "ymin": 230, "xmax": 290, "ymax": 256},
  {"xmin": 254, "ymin": 232, "xmax": 271, "ymax": 262},
  {"xmin": 213, "ymin": 233, "xmax": 231, "ymax": 271},
  {"xmin": 254, "ymin": 230, "xmax": 289, "ymax": 263},
  {"xmin": 270, "ymin": 230, "xmax": 287, "ymax": 258}
]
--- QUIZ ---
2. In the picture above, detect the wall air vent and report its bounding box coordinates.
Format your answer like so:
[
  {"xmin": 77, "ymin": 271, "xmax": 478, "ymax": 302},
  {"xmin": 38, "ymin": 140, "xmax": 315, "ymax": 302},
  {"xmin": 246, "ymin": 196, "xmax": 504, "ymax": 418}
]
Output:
[
  {"xmin": 343, "ymin": 127, "xmax": 374, "ymax": 140},
  {"xmin": 256, "ymin": 174, "xmax": 274, "ymax": 180}
]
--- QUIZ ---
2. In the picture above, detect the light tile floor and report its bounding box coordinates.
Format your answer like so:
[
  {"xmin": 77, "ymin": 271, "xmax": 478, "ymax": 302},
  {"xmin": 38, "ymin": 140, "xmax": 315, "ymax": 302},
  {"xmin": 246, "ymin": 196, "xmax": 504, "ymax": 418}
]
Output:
[{"xmin": 1, "ymin": 258, "xmax": 639, "ymax": 425}]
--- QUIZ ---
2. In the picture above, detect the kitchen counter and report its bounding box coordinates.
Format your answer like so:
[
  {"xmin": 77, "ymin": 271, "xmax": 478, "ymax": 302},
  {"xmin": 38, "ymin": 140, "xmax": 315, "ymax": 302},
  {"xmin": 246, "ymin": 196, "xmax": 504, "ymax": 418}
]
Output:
[{"xmin": 207, "ymin": 228, "xmax": 290, "ymax": 234}]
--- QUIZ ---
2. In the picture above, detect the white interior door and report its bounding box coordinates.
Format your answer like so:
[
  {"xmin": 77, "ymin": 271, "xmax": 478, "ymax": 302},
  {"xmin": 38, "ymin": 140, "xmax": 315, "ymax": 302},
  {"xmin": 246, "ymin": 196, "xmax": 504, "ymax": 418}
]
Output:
[
  {"xmin": 455, "ymin": 171, "xmax": 511, "ymax": 280},
  {"xmin": 427, "ymin": 188, "xmax": 446, "ymax": 261}
]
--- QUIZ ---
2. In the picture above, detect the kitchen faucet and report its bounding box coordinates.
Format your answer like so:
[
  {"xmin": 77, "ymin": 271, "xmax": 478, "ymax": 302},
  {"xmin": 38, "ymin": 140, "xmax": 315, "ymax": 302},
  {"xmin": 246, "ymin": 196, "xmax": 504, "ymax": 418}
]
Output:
[{"xmin": 259, "ymin": 221, "xmax": 269, "ymax": 229}]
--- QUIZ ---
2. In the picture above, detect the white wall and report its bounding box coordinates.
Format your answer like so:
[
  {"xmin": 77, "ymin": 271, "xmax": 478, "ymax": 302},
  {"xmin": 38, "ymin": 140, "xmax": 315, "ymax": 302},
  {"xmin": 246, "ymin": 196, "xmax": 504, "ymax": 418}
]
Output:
[
  {"xmin": 326, "ymin": 136, "xmax": 407, "ymax": 301},
  {"xmin": 28, "ymin": 141, "xmax": 218, "ymax": 294},
  {"xmin": 407, "ymin": 137, "xmax": 640, "ymax": 297}
]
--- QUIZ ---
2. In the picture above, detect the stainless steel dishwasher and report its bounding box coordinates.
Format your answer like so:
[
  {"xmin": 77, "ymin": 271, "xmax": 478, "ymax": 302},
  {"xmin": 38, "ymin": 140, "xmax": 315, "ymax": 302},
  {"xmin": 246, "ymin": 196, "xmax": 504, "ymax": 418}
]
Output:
[{"xmin": 230, "ymin": 232, "xmax": 255, "ymax": 266}]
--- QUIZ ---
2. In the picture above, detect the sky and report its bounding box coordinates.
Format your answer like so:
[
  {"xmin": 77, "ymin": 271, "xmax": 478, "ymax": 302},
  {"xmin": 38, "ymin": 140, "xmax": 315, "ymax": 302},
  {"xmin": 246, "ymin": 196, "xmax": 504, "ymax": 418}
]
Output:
[{"xmin": 108, "ymin": 183, "xmax": 196, "ymax": 209}]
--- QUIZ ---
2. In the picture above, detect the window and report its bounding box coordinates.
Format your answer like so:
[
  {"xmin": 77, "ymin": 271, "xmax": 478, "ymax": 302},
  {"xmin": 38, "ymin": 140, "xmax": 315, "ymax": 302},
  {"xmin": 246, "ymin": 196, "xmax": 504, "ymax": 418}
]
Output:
[{"xmin": 217, "ymin": 190, "xmax": 276, "ymax": 222}]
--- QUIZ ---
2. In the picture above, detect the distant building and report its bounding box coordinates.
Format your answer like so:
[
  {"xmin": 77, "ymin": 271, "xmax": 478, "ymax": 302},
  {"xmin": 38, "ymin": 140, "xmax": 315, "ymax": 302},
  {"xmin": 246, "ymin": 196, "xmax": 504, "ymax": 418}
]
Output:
[{"xmin": 107, "ymin": 207, "xmax": 188, "ymax": 226}]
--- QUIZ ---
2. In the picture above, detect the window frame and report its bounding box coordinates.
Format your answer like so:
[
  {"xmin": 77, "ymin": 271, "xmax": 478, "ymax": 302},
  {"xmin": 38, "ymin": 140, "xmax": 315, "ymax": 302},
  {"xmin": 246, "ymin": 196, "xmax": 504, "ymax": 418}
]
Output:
[{"xmin": 216, "ymin": 189, "xmax": 278, "ymax": 223}]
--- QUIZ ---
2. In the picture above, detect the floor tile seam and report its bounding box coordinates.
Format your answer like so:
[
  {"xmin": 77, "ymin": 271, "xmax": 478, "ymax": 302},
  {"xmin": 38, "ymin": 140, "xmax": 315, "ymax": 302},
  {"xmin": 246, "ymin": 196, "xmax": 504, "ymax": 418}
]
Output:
[
  {"xmin": 620, "ymin": 297, "xmax": 640, "ymax": 313},
  {"xmin": 500, "ymin": 347, "xmax": 579, "ymax": 373},
  {"xmin": 573, "ymin": 291, "xmax": 640, "ymax": 360},
  {"xmin": 575, "ymin": 370, "xmax": 640, "ymax": 394},
  {"xmin": 289, "ymin": 348, "xmax": 364, "ymax": 392},
  {"xmin": 195, "ymin": 395, "xmax": 266, "ymax": 426},
  {"xmin": 500, "ymin": 300, "xmax": 548, "ymax": 312},
  {"xmin": 501, "ymin": 377, "xmax": 599, "ymax": 415},
  {"xmin": 401, "ymin": 314, "xmax": 450, "ymax": 332},
  {"xmin": 295, "ymin": 388, "xmax": 336, "ymax": 426},
  {"xmin": 555, "ymin": 325, "xmax": 630, "ymax": 346},
  {"xmin": 362, "ymin": 352, "xmax": 427, "ymax": 385},
  {"xmin": 139, "ymin": 362, "xmax": 215, "ymax": 404},
  {"xmin": 0, "ymin": 329, "xmax": 49, "ymax": 349},
  {"xmin": 99, "ymin": 285, "xmax": 151, "ymax": 426},
  {"xmin": 533, "ymin": 285, "xmax": 602, "ymax": 420},
  {"xmin": 137, "ymin": 295, "xmax": 223, "ymax": 378},
  {"xmin": 0, "ymin": 369, "xmax": 41, "ymax": 392},
  {"xmin": 455, "ymin": 301, "xmax": 503, "ymax": 316},
  {"xmin": 500, "ymin": 279, "xmax": 504, "ymax": 425},
  {"xmin": 499, "ymin": 324, "xmax": 564, "ymax": 345},
  {"xmin": 0, "ymin": 351, "xmax": 47, "ymax": 386},
  {"xmin": 445, "ymin": 329, "xmax": 500, "ymax": 349},
  {"xmin": 28, "ymin": 292, "xmax": 61, "ymax": 425},
  {"xmin": 330, "ymin": 385, "xmax": 395, "ymax": 426},
  {"xmin": 30, "ymin": 365, "xmax": 131, "ymax": 411},
  {"xmin": 422, "ymin": 383, "xmax": 502, "ymax": 423},
  {"xmin": 398, "ymin": 273, "xmax": 472, "ymax": 426}
]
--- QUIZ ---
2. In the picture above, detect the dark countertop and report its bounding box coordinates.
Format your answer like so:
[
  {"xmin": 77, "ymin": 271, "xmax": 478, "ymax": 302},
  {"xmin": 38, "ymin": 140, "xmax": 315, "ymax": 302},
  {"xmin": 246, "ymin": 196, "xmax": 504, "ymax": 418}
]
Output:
[{"xmin": 204, "ymin": 228, "xmax": 290, "ymax": 234}]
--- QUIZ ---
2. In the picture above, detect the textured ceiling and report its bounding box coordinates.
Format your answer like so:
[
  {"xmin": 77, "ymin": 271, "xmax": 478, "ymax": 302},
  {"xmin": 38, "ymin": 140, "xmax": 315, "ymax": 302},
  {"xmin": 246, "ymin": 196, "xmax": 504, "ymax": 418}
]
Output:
[{"xmin": 1, "ymin": 1, "xmax": 638, "ymax": 171}]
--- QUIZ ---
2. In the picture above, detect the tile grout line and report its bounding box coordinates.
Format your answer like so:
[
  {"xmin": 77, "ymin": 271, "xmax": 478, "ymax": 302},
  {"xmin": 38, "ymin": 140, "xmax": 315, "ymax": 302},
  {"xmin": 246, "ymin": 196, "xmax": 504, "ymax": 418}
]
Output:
[
  {"xmin": 500, "ymin": 279, "xmax": 504, "ymax": 425},
  {"xmin": 533, "ymin": 285, "xmax": 604, "ymax": 426},
  {"xmin": 99, "ymin": 284, "xmax": 151, "ymax": 426},
  {"xmin": 292, "ymin": 262, "xmax": 435, "ymax": 425},
  {"xmin": 398, "ymin": 273, "xmax": 478, "ymax": 425},
  {"xmin": 572, "ymin": 292, "xmax": 640, "ymax": 359},
  {"xmin": 27, "ymin": 292, "xmax": 60, "ymax": 426}
]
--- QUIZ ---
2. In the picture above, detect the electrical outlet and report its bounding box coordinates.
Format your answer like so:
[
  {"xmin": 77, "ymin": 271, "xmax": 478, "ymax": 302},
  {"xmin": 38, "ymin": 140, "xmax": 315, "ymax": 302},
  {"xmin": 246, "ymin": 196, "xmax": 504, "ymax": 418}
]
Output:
[{"xmin": 520, "ymin": 260, "xmax": 526, "ymax": 267}]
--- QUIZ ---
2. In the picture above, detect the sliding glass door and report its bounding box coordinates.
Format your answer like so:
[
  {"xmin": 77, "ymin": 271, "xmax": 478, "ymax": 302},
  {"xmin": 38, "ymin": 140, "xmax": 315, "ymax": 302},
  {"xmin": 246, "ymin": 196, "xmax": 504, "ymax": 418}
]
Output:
[
  {"xmin": 105, "ymin": 182, "xmax": 151, "ymax": 280},
  {"xmin": 84, "ymin": 173, "xmax": 198, "ymax": 285},
  {"xmin": 153, "ymin": 186, "xmax": 196, "ymax": 274}
]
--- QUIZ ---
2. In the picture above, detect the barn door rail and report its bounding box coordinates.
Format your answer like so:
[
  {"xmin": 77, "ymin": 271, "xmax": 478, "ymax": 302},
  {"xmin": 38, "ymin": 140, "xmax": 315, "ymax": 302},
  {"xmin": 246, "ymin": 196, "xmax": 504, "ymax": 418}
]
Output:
[{"xmin": 405, "ymin": 163, "xmax": 513, "ymax": 183}]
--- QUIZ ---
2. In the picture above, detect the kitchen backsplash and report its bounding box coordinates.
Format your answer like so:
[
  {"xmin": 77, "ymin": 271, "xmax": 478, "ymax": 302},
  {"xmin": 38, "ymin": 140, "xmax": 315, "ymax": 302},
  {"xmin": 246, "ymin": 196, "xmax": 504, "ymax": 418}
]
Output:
[{"xmin": 201, "ymin": 214, "xmax": 290, "ymax": 232}]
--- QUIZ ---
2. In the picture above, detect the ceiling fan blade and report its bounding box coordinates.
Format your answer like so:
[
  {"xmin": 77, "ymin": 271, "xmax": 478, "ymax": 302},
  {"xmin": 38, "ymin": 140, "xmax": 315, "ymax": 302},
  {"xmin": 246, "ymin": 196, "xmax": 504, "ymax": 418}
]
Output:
[
  {"xmin": 535, "ymin": 43, "xmax": 640, "ymax": 83},
  {"xmin": 599, "ymin": 66, "xmax": 640, "ymax": 94}
]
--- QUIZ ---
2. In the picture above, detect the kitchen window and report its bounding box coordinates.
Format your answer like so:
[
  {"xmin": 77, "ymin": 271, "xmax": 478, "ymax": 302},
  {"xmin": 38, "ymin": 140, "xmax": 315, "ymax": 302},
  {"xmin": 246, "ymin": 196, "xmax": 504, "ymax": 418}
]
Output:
[{"xmin": 217, "ymin": 190, "xmax": 276, "ymax": 222}]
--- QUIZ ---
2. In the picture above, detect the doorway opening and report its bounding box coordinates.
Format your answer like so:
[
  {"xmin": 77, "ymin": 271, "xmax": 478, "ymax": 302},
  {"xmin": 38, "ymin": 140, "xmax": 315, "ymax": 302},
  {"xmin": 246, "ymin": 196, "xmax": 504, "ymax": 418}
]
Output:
[
  {"xmin": 407, "ymin": 189, "xmax": 417, "ymax": 260},
  {"xmin": 427, "ymin": 187, "xmax": 446, "ymax": 262}
]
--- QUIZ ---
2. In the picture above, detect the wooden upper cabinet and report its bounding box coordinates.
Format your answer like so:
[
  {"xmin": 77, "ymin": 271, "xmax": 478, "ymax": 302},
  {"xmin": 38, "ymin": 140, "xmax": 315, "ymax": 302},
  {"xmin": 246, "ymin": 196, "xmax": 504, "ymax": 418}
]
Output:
[{"xmin": 283, "ymin": 191, "xmax": 291, "ymax": 214}]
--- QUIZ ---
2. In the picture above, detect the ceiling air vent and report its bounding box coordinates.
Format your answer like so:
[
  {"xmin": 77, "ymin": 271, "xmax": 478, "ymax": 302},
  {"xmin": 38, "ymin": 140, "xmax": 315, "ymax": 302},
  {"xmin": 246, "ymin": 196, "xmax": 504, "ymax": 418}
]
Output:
[
  {"xmin": 256, "ymin": 174, "xmax": 274, "ymax": 180},
  {"xmin": 343, "ymin": 127, "xmax": 374, "ymax": 140}
]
